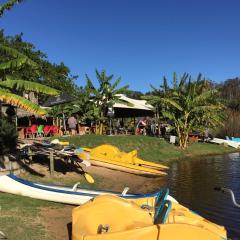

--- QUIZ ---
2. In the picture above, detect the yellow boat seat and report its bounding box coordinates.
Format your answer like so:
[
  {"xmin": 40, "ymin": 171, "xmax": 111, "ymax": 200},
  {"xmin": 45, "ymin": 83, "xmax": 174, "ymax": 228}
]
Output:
[{"xmin": 72, "ymin": 195, "xmax": 153, "ymax": 236}]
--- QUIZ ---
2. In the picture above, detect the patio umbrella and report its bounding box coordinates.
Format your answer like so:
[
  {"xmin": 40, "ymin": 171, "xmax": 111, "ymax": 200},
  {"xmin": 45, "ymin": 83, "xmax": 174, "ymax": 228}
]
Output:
[{"xmin": 42, "ymin": 93, "xmax": 76, "ymax": 133}]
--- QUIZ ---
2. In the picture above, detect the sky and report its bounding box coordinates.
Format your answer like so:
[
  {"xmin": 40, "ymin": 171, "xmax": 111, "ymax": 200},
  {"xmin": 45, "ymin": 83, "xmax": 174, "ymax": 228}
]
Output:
[{"xmin": 1, "ymin": 0, "xmax": 240, "ymax": 92}]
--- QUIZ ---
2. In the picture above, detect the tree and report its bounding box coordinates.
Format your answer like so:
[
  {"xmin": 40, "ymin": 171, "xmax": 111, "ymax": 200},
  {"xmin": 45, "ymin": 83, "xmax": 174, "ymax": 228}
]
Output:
[
  {"xmin": 0, "ymin": 30, "xmax": 79, "ymax": 97},
  {"xmin": 0, "ymin": 0, "xmax": 23, "ymax": 17},
  {"xmin": 0, "ymin": 44, "xmax": 58, "ymax": 115},
  {"xmin": 86, "ymin": 70, "xmax": 129, "ymax": 135},
  {"xmin": 145, "ymin": 73, "xmax": 224, "ymax": 149}
]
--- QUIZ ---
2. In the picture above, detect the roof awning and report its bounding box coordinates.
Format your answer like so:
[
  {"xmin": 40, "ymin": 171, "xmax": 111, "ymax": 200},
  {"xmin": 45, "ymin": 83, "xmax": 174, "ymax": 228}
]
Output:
[{"xmin": 113, "ymin": 94, "xmax": 154, "ymax": 117}]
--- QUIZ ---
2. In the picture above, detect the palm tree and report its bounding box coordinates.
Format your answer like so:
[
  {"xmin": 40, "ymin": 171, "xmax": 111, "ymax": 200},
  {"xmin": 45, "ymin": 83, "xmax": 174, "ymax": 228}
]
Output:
[
  {"xmin": 0, "ymin": 0, "xmax": 23, "ymax": 17},
  {"xmin": 145, "ymin": 73, "xmax": 224, "ymax": 149},
  {"xmin": 0, "ymin": 45, "xmax": 58, "ymax": 116},
  {"xmin": 86, "ymin": 70, "xmax": 129, "ymax": 135}
]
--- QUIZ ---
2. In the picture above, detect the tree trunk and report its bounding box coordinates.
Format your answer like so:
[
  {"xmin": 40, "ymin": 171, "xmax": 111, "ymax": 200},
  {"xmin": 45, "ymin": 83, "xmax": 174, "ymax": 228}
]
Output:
[
  {"xmin": 176, "ymin": 124, "xmax": 189, "ymax": 150},
  {"xmin": 99, "ymin": 111, "xmax": 104, "ymax": 135}
]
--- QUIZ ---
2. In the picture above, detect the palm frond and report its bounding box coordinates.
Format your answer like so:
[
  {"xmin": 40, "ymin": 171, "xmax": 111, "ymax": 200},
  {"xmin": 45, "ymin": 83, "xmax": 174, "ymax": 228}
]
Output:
[
  {"xmin": 162, "ymin": 98, "xmax": 183, "ymax": 111},
  {"xmin": 0, "ymin": 79, "xmax": 59, "ymax": 95},
  {"xmin": 0, "ymin": 0, "xmax": 23, "ymax": 17},
  {"xmin": 0, "ymin": 45, "xmax": 38, "ymax": 70},
  {"xmin": 0, "ymin": 90, "xmax": 47, "ymax": 115}
]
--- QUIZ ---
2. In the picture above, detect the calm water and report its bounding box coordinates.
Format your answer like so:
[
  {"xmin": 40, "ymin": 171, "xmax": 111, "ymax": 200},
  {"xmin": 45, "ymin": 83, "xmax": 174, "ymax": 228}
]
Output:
[{"xmin": 165, "ymin": 153, "xmax": 240, "ymax": 240}]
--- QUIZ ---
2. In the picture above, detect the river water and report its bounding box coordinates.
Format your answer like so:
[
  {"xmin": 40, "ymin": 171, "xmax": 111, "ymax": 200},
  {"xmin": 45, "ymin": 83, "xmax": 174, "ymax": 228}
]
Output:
[{"xmin": 164, "ymin": 153, "xmax": 240, "ymax": 240}]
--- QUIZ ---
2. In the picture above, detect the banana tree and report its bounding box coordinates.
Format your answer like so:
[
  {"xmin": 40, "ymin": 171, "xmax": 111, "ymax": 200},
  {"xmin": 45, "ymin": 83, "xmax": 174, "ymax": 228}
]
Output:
[
  {"xmin": 86, "ymin": 70, "xmax": 129, "ymax": 135},
  {"xmin": 0, "ymin": 45, "xmax": 59, "ymax": 116},
  {"xmin": 145, "ymin": 73, "xmax": 224, "ymax": 149}
]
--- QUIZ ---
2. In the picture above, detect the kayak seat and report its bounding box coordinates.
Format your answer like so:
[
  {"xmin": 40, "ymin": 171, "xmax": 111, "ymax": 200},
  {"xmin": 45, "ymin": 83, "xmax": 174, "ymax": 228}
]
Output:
[
  {"xmin": 72, "ymin": 195, "xmax": 153, "ymax": 236},
  {"xmin": 154, "ymin": 200, "xmax": 172, "ymax": 224}
]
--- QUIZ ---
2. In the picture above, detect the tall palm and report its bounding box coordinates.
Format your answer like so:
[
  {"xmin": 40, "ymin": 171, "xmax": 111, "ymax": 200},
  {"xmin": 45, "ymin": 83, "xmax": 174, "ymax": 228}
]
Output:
[
  {"xmin": 145, "ymin": 73, "xmax": 223, "ymax": 149},
  {"xmin": 0, "ymin": 45, "xmax": 58, "ymax": 115},
  {"xmin": 86, "ymin": 70, "xmax": 129, "ymax": 135}
]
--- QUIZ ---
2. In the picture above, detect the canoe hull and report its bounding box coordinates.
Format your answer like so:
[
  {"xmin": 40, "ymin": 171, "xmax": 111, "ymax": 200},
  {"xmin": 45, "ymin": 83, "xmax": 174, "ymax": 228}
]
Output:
[{"xmin": 0, "ymin": 174, "xmax": 176, "ymax": 205}]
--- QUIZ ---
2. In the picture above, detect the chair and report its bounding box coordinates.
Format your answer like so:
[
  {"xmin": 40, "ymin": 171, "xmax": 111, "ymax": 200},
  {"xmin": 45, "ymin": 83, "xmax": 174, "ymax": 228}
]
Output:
[
  {"xmin": 37, "ymin": 125, "xmax": 44, "ymax": 137},
  {"xmin": 50, "ymin": 125, "xmax": 59, "ymax": 136},
  {"xmin": 85, "ymin": 127, "xmax": 90, "ymax": 134},
  {"xmin": 25, "ymin": 124, "xmax": 38, "ymax": 138},
  {"xmin": 43, "ymin": 125, "xmax": 51, "ymax": 137},
  {"xmin": 79, "ymin": 126, "xmax": 86, "ymax": 135}
]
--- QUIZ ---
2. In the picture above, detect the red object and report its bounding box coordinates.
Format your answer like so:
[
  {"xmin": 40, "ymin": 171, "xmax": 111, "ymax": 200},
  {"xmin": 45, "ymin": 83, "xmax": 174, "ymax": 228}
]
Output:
[
  {"xmin": 43, "ymin": 125, "xmax": 51, "ymax": 136},
  {"xmin": 50, "ymin": 125, "xmax": 59, "ymax": 135},
  {"xmin": 25, "ymin": 124, "xmax": 38, "ymax": 138}
]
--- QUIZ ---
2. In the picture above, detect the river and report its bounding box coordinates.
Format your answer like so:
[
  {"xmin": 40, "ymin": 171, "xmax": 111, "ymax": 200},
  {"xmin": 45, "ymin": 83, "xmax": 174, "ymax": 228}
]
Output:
[{"xmin": 164, "ymin": 153, "xmax": 240, "ymax": 240}]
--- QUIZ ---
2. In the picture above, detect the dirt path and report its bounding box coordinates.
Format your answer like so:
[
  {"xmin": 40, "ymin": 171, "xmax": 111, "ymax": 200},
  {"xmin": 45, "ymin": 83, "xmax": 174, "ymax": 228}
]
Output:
[{"xmin": 40, "ymin": 206, "xmax": 73, "ymax": 240}]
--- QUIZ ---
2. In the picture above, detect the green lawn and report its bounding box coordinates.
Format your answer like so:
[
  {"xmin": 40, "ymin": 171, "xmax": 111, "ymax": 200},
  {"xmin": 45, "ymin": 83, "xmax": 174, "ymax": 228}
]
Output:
[
  {"xmin": 58, "ymin": 135, "xmax": 238, "ymax": 164},
  {"xmin": 0, "ymin": 192, "xmax": 60, "ymax": 240}
]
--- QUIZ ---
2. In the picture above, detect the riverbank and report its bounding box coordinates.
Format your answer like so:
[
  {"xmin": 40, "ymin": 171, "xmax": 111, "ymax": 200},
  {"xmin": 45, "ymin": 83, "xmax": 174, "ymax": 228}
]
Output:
[{"xmin": 58, "ymin": 135, "xmax": 239, "ymax": 164}]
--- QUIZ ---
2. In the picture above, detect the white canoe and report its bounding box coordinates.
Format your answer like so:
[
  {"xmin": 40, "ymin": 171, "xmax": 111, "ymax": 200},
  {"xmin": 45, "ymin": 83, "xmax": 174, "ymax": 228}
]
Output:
[
  {"xmin": 0, "ymin": 174, "xmax": 177, "ymax": 205},
  {"xmin": 210, "ymin": 138, "xmax": 240, "ymax": 149}
]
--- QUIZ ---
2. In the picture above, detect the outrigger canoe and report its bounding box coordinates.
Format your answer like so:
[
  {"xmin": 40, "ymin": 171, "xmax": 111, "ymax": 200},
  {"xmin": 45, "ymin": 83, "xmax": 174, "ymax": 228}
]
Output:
[
  {"xmin": 72, "ymin": 189, "xmax": 227, "ymax": 240},
  {"xmin": 78, "ymin": 144, "xmax": 168, "ymax": 177},
  {"xmin": 0, "ymin": 174, "xmax": 176, "ymax": 205}
]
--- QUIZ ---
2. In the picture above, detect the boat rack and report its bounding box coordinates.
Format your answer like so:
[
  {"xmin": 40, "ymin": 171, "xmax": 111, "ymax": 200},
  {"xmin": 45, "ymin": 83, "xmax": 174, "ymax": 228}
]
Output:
[{"xmin": 19, "ymin": 143, "xmax": 84, "ymax": 175}]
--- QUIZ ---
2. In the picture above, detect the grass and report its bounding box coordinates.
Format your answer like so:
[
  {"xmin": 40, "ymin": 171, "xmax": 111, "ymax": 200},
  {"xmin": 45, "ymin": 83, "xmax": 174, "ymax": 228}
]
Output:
[
  {"xmin": 58, "ymin": 135, "xmax": 238, "ymax": 164},
  {"xmin": 0, "ymin": 192, "xmax": 61, "ymax": 240}
]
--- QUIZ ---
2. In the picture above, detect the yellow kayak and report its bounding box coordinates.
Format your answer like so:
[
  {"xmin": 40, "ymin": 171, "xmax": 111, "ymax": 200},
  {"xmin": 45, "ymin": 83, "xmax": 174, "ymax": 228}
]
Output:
[
  {"xmin": 72, "ymin": 193, "xmax": 227, "ymax": 240},
  {"xmin": 78, "ymin": 144, "xmax": 168, "ymax": 176}
]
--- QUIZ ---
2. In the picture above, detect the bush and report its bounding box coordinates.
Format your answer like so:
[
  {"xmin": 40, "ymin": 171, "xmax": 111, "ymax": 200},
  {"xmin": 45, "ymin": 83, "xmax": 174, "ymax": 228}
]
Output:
[
  {"xmin": 0, "ymin": 117, "xmax": 17, "ymax": 155},
  {"xmin": 214, "ymin": 109, "xmax": 240, "ymax": 138}
]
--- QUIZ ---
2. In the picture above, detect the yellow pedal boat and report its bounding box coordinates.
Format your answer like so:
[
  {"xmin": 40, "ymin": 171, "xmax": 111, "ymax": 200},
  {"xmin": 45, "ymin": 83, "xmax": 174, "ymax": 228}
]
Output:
[
  {"xmin": 78, "ymin": 144, "xmax": 168, "ymax": 177},
  {"xmin": 72, "ymin": 189, "xmax": 227, "ymax": 240}
]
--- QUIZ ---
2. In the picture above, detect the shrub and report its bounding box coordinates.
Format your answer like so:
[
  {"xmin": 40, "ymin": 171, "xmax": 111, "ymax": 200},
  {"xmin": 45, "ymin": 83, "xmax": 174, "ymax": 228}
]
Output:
[{"xmin": 0, "ymin": 117, "xmax": 17, "ymax": 155}]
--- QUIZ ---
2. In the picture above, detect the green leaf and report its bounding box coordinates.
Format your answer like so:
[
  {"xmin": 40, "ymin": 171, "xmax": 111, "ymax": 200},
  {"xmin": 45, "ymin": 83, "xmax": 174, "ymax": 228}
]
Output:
[{"xmin": 0, "ymin": 78, "xmax": 59, "ymax": 95}]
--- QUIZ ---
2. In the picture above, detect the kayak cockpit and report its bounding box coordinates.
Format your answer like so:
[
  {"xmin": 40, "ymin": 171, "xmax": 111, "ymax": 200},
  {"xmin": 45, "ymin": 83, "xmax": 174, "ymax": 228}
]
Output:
[{"xmin": 72, "ymin": 189, "xmax": 227, "ymax": 240}]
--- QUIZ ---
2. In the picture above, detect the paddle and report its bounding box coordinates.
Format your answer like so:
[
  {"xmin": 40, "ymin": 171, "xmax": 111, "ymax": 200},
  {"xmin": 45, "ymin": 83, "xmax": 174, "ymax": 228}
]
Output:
[{"xmin": 84, "ymin": 172, "xmax": 95, "ymax": 183}]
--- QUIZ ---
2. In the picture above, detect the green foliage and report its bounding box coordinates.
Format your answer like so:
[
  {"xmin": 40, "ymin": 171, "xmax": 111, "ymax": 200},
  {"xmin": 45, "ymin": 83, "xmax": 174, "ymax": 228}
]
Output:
[
  {"xmin": 0, "ymin": 117, "xmax": 17, "ymax": 154},
  {"xmin": 0, "ymin": 0, "xmax": 23, "ymax": 17},
  {"xmin": 85, "ymin": 69, "xmax": 129, "ymax": 134},
  {"xmin": 145, "ymin": 73, "xmax": 224, "ymax": 149},
  {"xmin": 0, "ymin": 31, "xmax": 78, "ymax": 96},
  {"xmin": 0, "ymin": 78, "xmax": 59, "ymax": 95},
  {"xmin": 0, "ymin": 90, "xmax": 47, "ymax": 115},
  {"xmin": 54, "ymin": 86, "xmax": 98, "ymax": 121},
  {"xmin": 0, "ymin": 43, "xmax": 59, "ymax": 115}
]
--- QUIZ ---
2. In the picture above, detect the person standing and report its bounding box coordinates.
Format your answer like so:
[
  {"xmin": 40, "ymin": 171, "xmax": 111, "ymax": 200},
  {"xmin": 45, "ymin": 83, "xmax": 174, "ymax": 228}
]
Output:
[{"xmin": 68, "ymin": 115, "xmax": 77, "ymax": 135}]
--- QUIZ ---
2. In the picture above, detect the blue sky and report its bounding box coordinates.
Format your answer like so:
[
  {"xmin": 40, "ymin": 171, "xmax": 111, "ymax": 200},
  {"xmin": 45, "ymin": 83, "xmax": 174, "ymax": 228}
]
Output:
[{"xmin": 1, "ymin": 0, "xmax": 240, "ymax": 92}]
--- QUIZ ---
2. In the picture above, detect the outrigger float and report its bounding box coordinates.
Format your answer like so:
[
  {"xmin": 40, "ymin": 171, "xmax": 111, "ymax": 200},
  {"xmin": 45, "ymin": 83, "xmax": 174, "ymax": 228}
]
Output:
[
  {"xmin": 72, "ymin": 189, "xmax": 227, "ymax": 240},
  {"xmin": 78, "ymin": 144, "xmax": 169, "ymax": 177}
]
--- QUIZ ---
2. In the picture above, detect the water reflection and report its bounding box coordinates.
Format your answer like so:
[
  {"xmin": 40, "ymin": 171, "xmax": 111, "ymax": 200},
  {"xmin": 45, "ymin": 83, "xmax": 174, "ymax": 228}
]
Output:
[{"xmin": 165, "ymin": 153, "xmax": 240, "ymax": 239}]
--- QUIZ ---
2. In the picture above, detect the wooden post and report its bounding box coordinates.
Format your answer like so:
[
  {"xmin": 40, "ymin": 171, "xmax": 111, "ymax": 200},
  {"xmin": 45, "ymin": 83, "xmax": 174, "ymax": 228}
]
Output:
[{"xmin": 49, "ymin": 150, "xmax": 54, "ymax": 176}]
